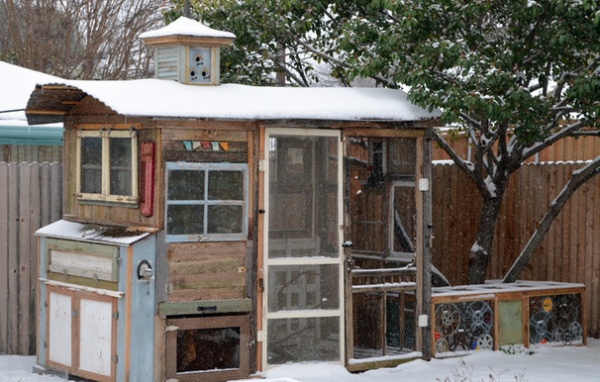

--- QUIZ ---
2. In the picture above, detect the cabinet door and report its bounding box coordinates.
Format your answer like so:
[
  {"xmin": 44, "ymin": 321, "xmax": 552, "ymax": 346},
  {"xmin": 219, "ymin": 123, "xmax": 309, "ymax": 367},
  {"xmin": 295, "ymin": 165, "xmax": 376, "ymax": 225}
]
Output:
[
  {"xmin": 46, "ymin": 286, "xmax": 116, "ymax": 380},
  {"xmin": 48, "ymin": 290, "xmax": 73, "ymax": 368},
  {"xmin": 79, "ymin": 298, "xmax": 114, "ymax": 377}
]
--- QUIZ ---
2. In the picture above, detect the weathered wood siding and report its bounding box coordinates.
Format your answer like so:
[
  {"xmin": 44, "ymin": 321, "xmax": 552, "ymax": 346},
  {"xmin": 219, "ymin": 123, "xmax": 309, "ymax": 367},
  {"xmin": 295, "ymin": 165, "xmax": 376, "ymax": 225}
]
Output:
[
  {"xmin": 162, "ymin": 126, "xmax": 252, "ymax": 303},
  {"xmin": 431, "ymin": 162, "xmax": 600, "ymax": 338},
  {"xmin": 0, "ymin": 162, "xmax": 62, "ymax": 355},
  {"xmin": 167, "ymin": 241, "xmax": 247, "ymax": 301},
  {"xmin": 62, "ymin": 127, "xmax": 161, "ymax": 228}
]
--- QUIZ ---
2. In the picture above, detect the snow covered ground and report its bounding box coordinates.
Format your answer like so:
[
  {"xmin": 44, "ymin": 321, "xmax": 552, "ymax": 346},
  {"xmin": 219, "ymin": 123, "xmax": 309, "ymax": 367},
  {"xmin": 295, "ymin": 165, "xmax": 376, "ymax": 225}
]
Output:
[{"xmin": 1, "ymin": 339, "xmax": 599, "ymax": 382}]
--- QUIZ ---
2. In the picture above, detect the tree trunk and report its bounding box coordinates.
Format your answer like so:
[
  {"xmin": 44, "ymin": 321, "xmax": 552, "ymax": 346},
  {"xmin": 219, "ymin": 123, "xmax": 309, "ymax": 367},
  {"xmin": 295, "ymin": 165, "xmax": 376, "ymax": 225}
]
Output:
[
  {"xmin": 503, "ymin": 158, "xmax": 600, "ymax": 283},
  {"xmin": 467, "ymin": 196, "xmax": 503, "ymax": 285}
]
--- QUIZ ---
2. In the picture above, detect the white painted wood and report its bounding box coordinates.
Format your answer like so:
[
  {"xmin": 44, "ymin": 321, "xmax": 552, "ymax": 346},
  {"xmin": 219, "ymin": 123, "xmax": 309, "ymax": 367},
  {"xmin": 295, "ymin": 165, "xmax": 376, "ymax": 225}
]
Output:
[
  {"xmin": 262, "ymin": 128, "xmax": 345, "ymax": 369},
  {"xmin": 157, "ymin": 46, "xmax": 179, "ymax": 80},
  {"xmin": 48, "ymin": 291, "xmax": 72, "ymax": 367},
  {"xmin": 40, "ymin": 279, "xmax": 124, "ymax": 298},
  {"xmin": 79, "ymin": 298, "xmax": 113, "ymax": 377},
  {"xmin": 49, "ymin": 250, "xmax": 113, "ymax": 281}
]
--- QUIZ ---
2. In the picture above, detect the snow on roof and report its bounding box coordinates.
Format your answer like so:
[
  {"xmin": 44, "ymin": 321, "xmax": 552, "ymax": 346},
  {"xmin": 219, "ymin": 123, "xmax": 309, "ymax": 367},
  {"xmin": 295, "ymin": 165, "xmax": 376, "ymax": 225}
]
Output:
[
  {"xmin": 0, "ymin": 60, "xmax": 64, "ymax": 121},
  {"xmin": 139, "ymin": 16, "xmax": 235, "ymax": 40},
  {"xmin": 36, "ymin": 79, "xmax": 441, "ymax": 122},
  {"xmin": 36, "ymin": 219, "xmax": 153, "ymax": 245},
  {"xmin": 432, "ymin": 280, "xmax": 585, "ymax": 298}
]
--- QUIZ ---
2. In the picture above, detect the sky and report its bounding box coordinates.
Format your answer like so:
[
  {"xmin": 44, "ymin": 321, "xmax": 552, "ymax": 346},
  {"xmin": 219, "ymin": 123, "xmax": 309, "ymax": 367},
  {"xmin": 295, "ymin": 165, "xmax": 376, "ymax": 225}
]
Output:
[{"xmin": 1, "ymin": 339, "xmax": 599, "ymax": 382}]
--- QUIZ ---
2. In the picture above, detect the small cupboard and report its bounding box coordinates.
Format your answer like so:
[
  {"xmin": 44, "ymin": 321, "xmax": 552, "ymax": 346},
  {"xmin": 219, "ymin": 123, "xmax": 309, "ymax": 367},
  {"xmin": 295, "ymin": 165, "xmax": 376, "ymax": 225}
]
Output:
[{"xmin": 36, "ymin": 221, "xmax": 156, "ymax": 381}]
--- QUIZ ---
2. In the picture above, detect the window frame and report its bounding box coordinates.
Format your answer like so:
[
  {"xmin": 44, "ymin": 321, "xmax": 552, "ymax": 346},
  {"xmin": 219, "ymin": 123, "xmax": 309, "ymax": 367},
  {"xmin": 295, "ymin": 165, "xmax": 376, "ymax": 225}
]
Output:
[
  {"xmin": 75, "ymin": 126, "xmax": 139, "ymax": 204},
  {"xmin": 165, "ymin": 162, "xmax": 248, "ymax": 242}
]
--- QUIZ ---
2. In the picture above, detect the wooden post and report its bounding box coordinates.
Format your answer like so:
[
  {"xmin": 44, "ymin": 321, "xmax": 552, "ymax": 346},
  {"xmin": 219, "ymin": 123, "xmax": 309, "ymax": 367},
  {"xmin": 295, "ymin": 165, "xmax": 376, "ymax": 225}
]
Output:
[{"xmin": 416, "ymin": 133, "xmax": 433, "ymax": 359}]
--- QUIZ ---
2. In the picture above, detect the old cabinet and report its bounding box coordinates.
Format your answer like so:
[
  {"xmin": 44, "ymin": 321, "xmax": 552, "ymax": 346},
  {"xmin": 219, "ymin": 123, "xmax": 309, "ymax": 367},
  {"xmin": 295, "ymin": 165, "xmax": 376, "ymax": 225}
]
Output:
[{"xmin": 36, "ymin": 220, "xmax": 156, "ymax": 381}]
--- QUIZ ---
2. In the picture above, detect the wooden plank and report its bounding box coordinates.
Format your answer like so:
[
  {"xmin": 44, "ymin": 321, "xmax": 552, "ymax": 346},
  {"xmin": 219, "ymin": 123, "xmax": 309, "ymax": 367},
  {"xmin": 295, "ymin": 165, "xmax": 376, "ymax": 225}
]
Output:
[
  {"xmin": 7, "ymin": 163, "xmax": 19, "ymax": 354},
  {"xmin": 155, "ymin": 119, "xmax": 256, "ymax": 131},
  {"xmin": 29, "ymin": 163, "xmax": 41, "ymax": 354},
  {"xmin": 584, "ymin": 177, "xmax": 594, "ymax": 338},
  {"xmin": 568, "ymin": 164, "xmax": 579, "ymax": 283},
  {"xmin": 343, "ymin": 128, "xmax": 425, "ymax": 138},
  {"xmin": 168, "ymin": 241, "xmax": 246, "ymax": 262},
  {"xmin": 591, "ymin": 175, "xmax": 600, "ymax": 337},
  {"xmin": 161, "ymin": 128, "xmax": 248, "ymax": 142},
  {"xmin": 167, "ymin": 288, "xmax": 246, "ymax": 302},
  {"xmin": 169, "ymin": 256, "xmax": 246, "ymax": 275},
  {"xmin": 555, "ymin": 164, "xmax": 566, "ymax": 282},
  {"xmin": 158, "ymin": 299, "xmax": 252, "ymax": 316},
  {"xmin": 170, "ymin": 272, "xmax": 246, "ymax": 290},
  {"xmin": 543, "ymin": 164, "xmax": 554, "ymax": 280},
  {"xmin": 0, "ymin": 163, "xmax": 8, "ymax": 353}
]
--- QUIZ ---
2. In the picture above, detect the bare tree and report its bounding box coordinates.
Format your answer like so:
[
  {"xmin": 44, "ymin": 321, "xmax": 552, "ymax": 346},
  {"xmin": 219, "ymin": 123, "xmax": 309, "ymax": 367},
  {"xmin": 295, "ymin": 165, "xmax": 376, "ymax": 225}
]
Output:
[{"xmin": 0, "ymin": 0, "xmax": 167, "ymax": 79}]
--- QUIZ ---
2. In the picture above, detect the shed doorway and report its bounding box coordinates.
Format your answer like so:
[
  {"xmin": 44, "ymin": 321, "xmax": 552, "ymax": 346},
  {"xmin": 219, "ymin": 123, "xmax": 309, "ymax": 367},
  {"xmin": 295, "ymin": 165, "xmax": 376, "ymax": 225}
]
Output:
[{"xmin": 262, "ymin": 128, "xmax": 344, "ymax": 368}]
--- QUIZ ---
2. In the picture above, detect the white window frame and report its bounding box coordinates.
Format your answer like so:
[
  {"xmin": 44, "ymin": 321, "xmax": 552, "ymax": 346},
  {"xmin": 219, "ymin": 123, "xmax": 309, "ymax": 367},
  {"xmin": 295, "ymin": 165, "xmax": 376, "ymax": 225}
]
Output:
[
  {"xmin": 76, "ymin": 127, "xmax": 138, "ymax": 204},
  {"xmin": 165, "ymin": 162, "xmax": 248, "ymax": 242}
]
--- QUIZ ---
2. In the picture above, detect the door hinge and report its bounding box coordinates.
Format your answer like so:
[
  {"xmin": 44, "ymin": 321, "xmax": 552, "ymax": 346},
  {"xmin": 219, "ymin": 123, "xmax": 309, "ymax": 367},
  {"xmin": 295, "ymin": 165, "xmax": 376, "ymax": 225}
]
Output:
[
  {"xmin": 72, "ymin": 310, "xmax": 78, "ymax": 318},
  {"xmin": 257, "ymin": 330, "xmax": 265, "ymax": 342},
  {"xmin": 112, "ymin": 354, "xmax": 118, "ymax": 364},
  {"xmin": 259, "ymin": 159, "xmax": 267, "ymax": 172},
  {"xmin": 112, "ymin": 311, "xmax": 119, "ymax": 320}
]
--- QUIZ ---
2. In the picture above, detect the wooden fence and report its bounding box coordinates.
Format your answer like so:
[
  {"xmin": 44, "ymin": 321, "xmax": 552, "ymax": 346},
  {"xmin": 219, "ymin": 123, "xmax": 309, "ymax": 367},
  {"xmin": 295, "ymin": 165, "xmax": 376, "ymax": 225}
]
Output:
[
  {"xmin": 431, "ymin": 162, "xmax": 600, "ymax": 339},
  {"xmin": 432, "ymin": 134, "xmax": 600, "ymax": 162},
  {"xmin": 0, "ymin": 162, "xmax": 62, "ymax": 355},
  {"xmin": 0, "ymin": 160, "xmax": 598, "ymax": 355}
]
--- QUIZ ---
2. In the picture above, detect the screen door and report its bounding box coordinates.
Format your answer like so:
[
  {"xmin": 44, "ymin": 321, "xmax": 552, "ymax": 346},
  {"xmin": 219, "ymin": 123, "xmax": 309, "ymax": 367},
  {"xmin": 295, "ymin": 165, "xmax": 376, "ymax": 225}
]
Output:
[{"xmin": 263, "ymin": 128, "xmax": 344, "ymax": 367}]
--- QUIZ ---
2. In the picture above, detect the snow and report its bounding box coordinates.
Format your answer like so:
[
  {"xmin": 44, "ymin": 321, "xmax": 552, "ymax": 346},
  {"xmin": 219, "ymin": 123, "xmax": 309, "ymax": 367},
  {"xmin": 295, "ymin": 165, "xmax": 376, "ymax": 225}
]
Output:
[
  {"xmin": 138, "ymin": 16, "xmax": 235, "ymax": 40},
  {"xmin": 36, "ymin": 219, "xmax": 152, "ymax": 245},
  {"xmin": 2, "ymin": 339, "xmax": 599, "ymax": 381},
  {"xmin": 0, "ymin": 61, "xmax": 64, "ymax": 121},
  {"xmin": 33, "ymin": 79, "xmax": 441, "ymax": 122}
]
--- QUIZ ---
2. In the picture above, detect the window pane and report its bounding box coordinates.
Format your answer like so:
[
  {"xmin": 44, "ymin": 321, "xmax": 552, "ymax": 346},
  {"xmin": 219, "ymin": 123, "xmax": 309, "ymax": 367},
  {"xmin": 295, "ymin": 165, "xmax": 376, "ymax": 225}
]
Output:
[
  {"xmin": 267, "ymin": 317, "xmax": 340, "ymax": 364},
  {"xmin": 167, "ymin": 204, "xmax": 203, "ymax": 235},
  {"xmin": 268, "ymin": 264, "xmax": 339, "ymax": 312},
  {"xmin": 388, "ymin": 138, "xmax": 416, "ymax": 176},
  {"xmin": 109, "ymin": 137, "xmax": 132, "ymax": 196},
  {"xmin": 207, "ymin": 205, "xmax": 243, "ymax": 234},
  {"xmin": 208, "ymin": 171, "xmax": 243, "ymax": 200},
  {"xmin": 168, "ymin": 170, "xmax": 204, "ymax": 200},
  {"xmin": 393, "ymin": 185, "xmax": 416, "ymax": 253},
  {"xmin": 176, "ymin": 327, "xmax": 240, "ymax": 373},
  {"xmin": 81, "ymin": 137, "xmax": 102, "ymax": 194}
]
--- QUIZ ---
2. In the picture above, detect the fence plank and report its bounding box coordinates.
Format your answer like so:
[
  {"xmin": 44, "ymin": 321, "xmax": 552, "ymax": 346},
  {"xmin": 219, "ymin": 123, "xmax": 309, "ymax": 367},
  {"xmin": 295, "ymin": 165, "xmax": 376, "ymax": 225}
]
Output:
[
  {"xmin": 18, "ymin": 163, "xmax": 31, "ymax": 355},
  {"xmin": 7, "ymin": 163, "xmax": 19, "ymax": 354},
  {"xmin": 591, "ymin": 176, "xmax": 600, "ymax": 338},
  {"xmin": 0, "ymin": 162, "xmax": 63, "ymax": 355},
  {"xmin": 0, "ymin": 163, "xmax": 8, "ymax": 353}
]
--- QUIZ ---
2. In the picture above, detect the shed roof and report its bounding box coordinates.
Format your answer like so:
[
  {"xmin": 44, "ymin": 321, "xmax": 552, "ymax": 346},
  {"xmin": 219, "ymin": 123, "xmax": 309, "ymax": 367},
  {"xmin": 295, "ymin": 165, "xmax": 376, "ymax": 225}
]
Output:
[
  {"xmin": 0, "ymin": 60, "xmax": 63, "ymax": 122},
  {"xmin": 26, "ymin": 79, "xmax": 441, "ymax": 125}
]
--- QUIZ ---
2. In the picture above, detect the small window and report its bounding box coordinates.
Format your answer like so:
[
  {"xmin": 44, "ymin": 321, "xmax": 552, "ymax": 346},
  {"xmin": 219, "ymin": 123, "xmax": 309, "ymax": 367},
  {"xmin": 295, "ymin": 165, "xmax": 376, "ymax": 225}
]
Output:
[
  {"xmin": 166, "ymin": 162, "xmax": 248, "ymax": 242},
  {"xmin": 76, "ymin": 127, "xmax": 138, "ymax": 203}
]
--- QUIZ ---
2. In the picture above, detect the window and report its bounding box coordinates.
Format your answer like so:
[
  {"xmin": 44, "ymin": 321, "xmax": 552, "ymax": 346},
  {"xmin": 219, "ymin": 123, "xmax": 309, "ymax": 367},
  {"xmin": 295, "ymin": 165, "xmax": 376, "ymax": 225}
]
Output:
[
  {"xmin": 76, "ymin": 126, "xmax": 138, "ymax": 203},
  {"xmin": 166, "ymin": 162, "xmax": 248, "ymax": 242}
]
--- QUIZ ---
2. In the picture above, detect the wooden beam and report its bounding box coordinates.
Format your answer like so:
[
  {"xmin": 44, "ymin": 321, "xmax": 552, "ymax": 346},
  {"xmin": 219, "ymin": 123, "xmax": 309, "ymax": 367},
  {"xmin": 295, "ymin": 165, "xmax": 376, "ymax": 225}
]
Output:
[{"xmin": 158, "ymin": 299, "xmax": 252, "ymax": 316}]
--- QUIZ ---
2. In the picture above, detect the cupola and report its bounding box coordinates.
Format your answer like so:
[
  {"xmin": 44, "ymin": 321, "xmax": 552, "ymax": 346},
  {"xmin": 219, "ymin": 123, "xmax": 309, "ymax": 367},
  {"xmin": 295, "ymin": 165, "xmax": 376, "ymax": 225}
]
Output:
[{"xmin": 139, "ymin": 16, "xmax": 235, "ymax": 85}]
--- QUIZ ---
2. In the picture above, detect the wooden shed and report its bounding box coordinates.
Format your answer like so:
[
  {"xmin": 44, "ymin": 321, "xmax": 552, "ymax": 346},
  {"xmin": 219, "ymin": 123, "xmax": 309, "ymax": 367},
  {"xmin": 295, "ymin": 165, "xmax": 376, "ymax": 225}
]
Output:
[{"xmin": 27, "ymin": 17, "xmax": 440, "ymax": 382}]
